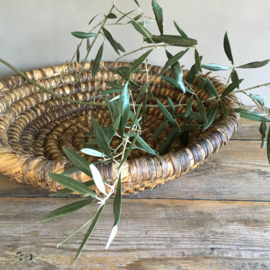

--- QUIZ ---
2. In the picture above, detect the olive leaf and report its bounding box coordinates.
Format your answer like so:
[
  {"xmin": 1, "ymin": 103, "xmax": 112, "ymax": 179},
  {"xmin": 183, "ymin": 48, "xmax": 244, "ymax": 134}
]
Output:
[
  {"xmin": 195, "ymin": 49, "xmax": 202, "ymax": 73},
  {"xmin": 232, "ymin": 109, "xmax": 270, "ymax": 122},
  {"xmin": 129, "ymin": 49, "xmax": 153, "ymax": 75},
  {"xmin": 142, "ymin": 95, "xmax": 147, "ymax": 125},
  {"xmin": 231, "ymin": 70, "xmax": 240, "ymax": 89},
  {"xmin": 267, "ymin": 128, "xmax": 270, "ymax": 164},
  {"xmin": 145, "ymin": 35, "xmax": 197, "ymax": 47},
  {"xmin": 119, "ymin": 81, "xmax": 130, "ymax": 136},
  {"xmin": 62, "ymin": 147, "xmax": 93, "ymax": 177},
  {"xmin": 168, "ymin": 97, "xmax": 175, "ymax": 118},
  {"xmin": 89, "ymin": 164, "xmax": 107, "ymax": 195},
  {"xmin": 88, "ymin": 14, "xmax": 100, "ymax": 25},
  {"xmin": 220, "ymin": 101, "xmax": 229, "ymax": 119},
  {"xmin": 152, "ymin": 120, "xmax": 169, "ymax": 140},
  {"xmin": 131, "ymin": 21, "xmax": 152, "ymax": 38},
  {"xmin": 173, "ymin": 21, "xmax": 188, "ymax": 38},
  {"xmin": 73, "ymin": 204, "xmax": 105, "ymax": 265},
  {"xmin": 259, "ymin": 122, "xmax": 268, "ymax": 149},
  {"xmin": 202, "ymin": 102, "xmax": 218, "ymax": 131},
  {"xmin": 250, "ymin": 94, "xmax": 264, "ymax": 107},
  {"xmin": 50, "ymin": 180, "xmax": 96, "ymax": 197},
  {"xmin": 237, "ymin": 59, "xmax": 270, "ymax": 69},
  {"xmin": 106, "ymin": 175, "xmax": 122, "ymax": 249},
  {"xmin": 221, "ymin": 78, "xmax": 244, "ymax": 98},
  {"xmin": 196, "ymin": 96, "xmax": 208, "ymax": 124},
  {"xmin": 160, "ymin": 76, "xmax": 186, "ymax": 93},
  {"xmin": 156, "ymin": 99, "xmax": 177, "ymax": 126},
  {"xmin": 39, "ymin": 199, "xmax": 94, "ymax": 222},
  {"xmin": 133, "ymin": 0, "xmax": 140, "ymax": 7},
  {"xmin": 185, "ymin": 97, "xmax": 193, "ymax": 117},
  {"xmin": 90, "ymin": 116, "xmax": 113, "ymax": 159},
  {"xmin": 158, "ymin": 128, "xmax": 178, "ymax": 155},
  {"xmin": 187, "ymin": 64, "xmax": 198, "ymax": 85},
  {"xmin": 205, "ymin": 78, "xmax": 219, "ymax": 98},
  {"xmin": 71, "ymin": 32, "xmax": 99, "ymax": 39},
  {"xmin": 76, "ymin": 45, "xmax": 80, "ymax": 62},
  {"xmin": 92, "ymin": 43, "xmax": 104, "ymax": 78},
  {"xmin": 61, "ymin": 166, "xmax": 80, "ymax": 176},
  {"xmin": 119, "ymin": 135, "xmax": 138, "ymax": 168},
  {"xmin": 48, "ymin": 173, "xmax": 97, "ymax": 198},
  {"xmin": 106, "ymin": 115, "xmax": 121, "ymax": 143},
  {"xmin": 136, "ymin": 81, "xmax": 149, "ymax": 101},
  {"xmin": 129, "ymin": 110, "xmax": 141, "ymax": 129},
  {"xmin": 159, "ymin": 49, "xmax": 189, "ymax": 75},
  {"xmin": 224, "ymin": 32, "xmax": 234, "ymax": 65},
  {"xmin": 137, "ymin": 136, "xmax": 159, "ymax": 155},
  {"xmin": 102, "ymin": 27, "xmax": 121, "ymax": 54},
  {"xmin": 107, "ymin": 13, "xmax": 117, "ymax": 19},
  {"xmin": 116, "ymin": 9, "xmax": 136, "ymax": 24},
  {"xmin": 107, "ymin": 82, "xmax": 123, "ymax": 89},
  {"xmin": 152, "ymin": 0, "xmax": 163, "ymax": 35},
  {"xmin": 81, "ymin": 148, "xmax": 107, "ymax": 158},
  {"xmin": 201, "ymin": 63, "xmax": 231, "ymax": 71}
]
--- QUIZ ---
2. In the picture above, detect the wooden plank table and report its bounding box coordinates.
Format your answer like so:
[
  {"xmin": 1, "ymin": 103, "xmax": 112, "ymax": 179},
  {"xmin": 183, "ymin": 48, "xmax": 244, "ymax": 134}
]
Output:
[{"xmin": 0, "ymin": 119, "xmax": 270, "ymax": 270}]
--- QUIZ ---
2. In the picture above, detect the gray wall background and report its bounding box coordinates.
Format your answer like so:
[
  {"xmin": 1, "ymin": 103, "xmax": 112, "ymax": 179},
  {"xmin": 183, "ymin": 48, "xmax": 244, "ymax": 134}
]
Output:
[{"xmin": 1, "ymin": 0, "xmax": 270, "ymax": 106}]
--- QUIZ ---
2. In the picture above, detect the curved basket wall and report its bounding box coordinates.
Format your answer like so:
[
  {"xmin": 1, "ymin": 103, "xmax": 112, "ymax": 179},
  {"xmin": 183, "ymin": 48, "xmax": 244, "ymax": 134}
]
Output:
[{"xmin": 0, "ymin": 61, "xmax": 239, "ymax": 195}]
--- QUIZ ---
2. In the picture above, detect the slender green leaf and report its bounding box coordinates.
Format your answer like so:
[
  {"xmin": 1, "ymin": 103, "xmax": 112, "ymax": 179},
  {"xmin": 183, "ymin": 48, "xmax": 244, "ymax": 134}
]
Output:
[
  {"xmin": 92, "ymin": 43, "xmax": 104, "ymax": 78},
  {"xmin": 185, "ymin": 97, "xmax": 193, "ymax": 117},
  {"xmin": 40, "ymin": 199, "xmax": 93, "ymax": 222},
  {"xmin": 152, "ymin": 120, "xmax": 168, "ymax": 140},
  {"xmin": 181, "ymin": 124, "xmax": 201, "ymax": 132},
  {"xmin": 107, "ymin": 13, "xmax": 117, "ymax": 19},
  {"xmin": 148, "ymin": 87, "xmax": 155, "ymax": 99},
  {"xmin": 88, "ymin": 14, "xmax": 100, "ymax": 25},
  {"xmin": 107, "ymin": 82, "xmax": 123, "ymax": 89},
  {"xmin": 173, "ymin": 21, "xmax": 188, "ymax": 38},
  {"xmin": 159, "ymin": 49, "xmax": 189, "ymax": 75},
  {"xmin": 116, "ymin": 9, "xmax": 136, "ymax": 23},
  {"xmin": 160, "ymin": 76, "xmax": 186, "ymax": 93},
  {"xmin": 102, "ymin": 27, "xmax": 120, "ymax": 54},
  {"xmin": 61, "ymin": 166, "xmax": 80, "ymax": 176},
  {"xmin": 113, "ymin": 175, "xmax": 122, "ymax": 224},
  {"xmin": 72, "ymin": 32, "xmax": 99, "ymax": 39},
  {"xmin": 50, "ymin": 180, "xmax": 96, "ymax": 197},
  {"xmin": 134, "ymin": 0, "xmax": 140, "ymax": 7},
  {"xmin": 156, "ymin": 99, "xmax": 177, "ymax": 125},
  {"xmin": 119, "ymin": 134, "xmax": 138, "ymax": 168},
  {"xmin": 220, "ymin": 101, "xmax": 229, "ymax": 119},
  {"xmin": 131, "ymin": 21, "xmax": 152, "ymax": 38},
  {"xmin": 136, "ymin": 81, "xmax": 149, "ymax": 101},
  {"xmin": 73, "ymin": 205, "xmax": 105, "ymax": 265},
  {"xmin": 237, "ymin": 110, "xmax": 270, "ymax": 122},
  {"xmin": 202, "ymin": 102, "xmax": 218, "ymax": 131},
  {"xmin": 206, "ymin": 78, "xmax": 219, "ymax": 98},
  {"xmin": 48, "ymin": 173, "xmax": 97, "ymax": 197},
  {"xmin": 62, "ymin": 147, "xmax": 92, "ymax": 177},
  {"xmin": 137, "ymin": 136, "xmax": 159, "ymax": 155},
  {"xmin": 168, "ymin": 97, "xmax": 175, "ymax": 117},
  {"xmin": 106, "ymin": 225, "xmax": 118, "ymax": 250},
  {"xmin": 129, "ymin": 110, "xmax": 141, "ymax": 129},
  {"xmin": 187, "ymin": 64, "xmax": 198, "ymax": 85},
  {"xmin": 196, "ymin": 78, "xmax": 207, "ymax": 91},
  {"xmin": 158, "ymin": 128, "xmax": 177, "ymax": 155},
  {"xmin": 259, "ymin": 122, "xmax": 268, "ymax": 148},
  {"xmin": 201, "ymin": 63, "xmax": 231, "ymax": 71},
  {"xmin": 102, "ymin": 89, "xmax": 123, "ymax": 95},
  {"xmin": 237, "ymin": 59, "xmax": 270, "ymax": 69},
  {"xmin": 89, "ymin": 164, "xmax": 106, "ymax": 195},
  {"xmin": 142, "ymin": 95, "xmax": 147, "ymax": 125},
  {"xmin": 195, "ymin": 49, "xmax": 202, "ymax": 72},
  {"xmin": 76, "ymin": 45, "xmax": 80, "ymax": 62},
  {"xmin": 90, "ymin": 116, "xmax": 113, "ymax": 158},
  {"xmin": 119, "ymin": 81, "xmax": 130, "ymax": 136},
  {"xmin": 81, "ymin": 148, "xmax": 106, "ymax": 157},
  {"xmin": 231, "ymin": 70, "xmax": 240, "ymax": 89},
  {"xmin": 152, "ymin": 0, "xmax": 163, "ymax": 35},
  {"xmin": 145, "ymin": 35, "xmax": 197, "ymax": 47},
  {"xmin": 224, "ymin": 32, "xmax": 234, "ymax": 65},
  {"xmin": 250, "ymin": 94, "xmax": 264, "ymax": 107},
  {"xmin": 106, "ymin": 115, "xmax": 121, "ymax": 143},
  {"xmin": 85, "ymin": 127, "xmax": 110, "ymax": 138},
  {"xmin": 196, "ymin": 96, "xmax": 208, "ymax": 124},
  {"xmin": 87, "ymin": 38, "xmax": 90, "ymax": 51},
  {"xmin": 221, "ymin": 78, "xmax": 244, "ymax": 97},
  {"xmin": 117, "ymin": 42, "xmax": 126, "ymax": 52},
  {"xmin": 130, "ymin": 49, "xmax": 153, "ymax": 74}
]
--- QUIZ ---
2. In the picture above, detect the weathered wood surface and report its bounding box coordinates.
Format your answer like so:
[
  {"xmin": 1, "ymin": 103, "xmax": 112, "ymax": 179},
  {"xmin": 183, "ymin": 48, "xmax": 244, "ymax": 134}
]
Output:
[
  {"xmin": 0, "ymin": 118, "xmax": 269, "ymax": 269},
  {"xmin": 1, "ymin": 198, "xmax": 270, "ymax": 270}
]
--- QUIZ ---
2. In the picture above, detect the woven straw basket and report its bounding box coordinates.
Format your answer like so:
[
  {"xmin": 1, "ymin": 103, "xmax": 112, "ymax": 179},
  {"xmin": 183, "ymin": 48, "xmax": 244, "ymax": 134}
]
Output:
[{"xmin": 0, "ymin": 61, "xmax": 239, "ymax": 195}]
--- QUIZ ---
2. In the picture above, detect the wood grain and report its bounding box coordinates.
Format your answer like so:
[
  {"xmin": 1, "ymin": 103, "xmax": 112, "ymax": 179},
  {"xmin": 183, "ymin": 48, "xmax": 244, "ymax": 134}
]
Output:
[{"xmin": 1, "ymin": 197, "xmax": 270, "ymax": 269}]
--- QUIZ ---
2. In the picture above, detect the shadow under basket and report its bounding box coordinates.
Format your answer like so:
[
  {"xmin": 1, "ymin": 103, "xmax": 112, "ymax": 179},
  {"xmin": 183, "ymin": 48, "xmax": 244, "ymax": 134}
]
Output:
[{"xmin": 0, "ymin": 61, "xmax": 239, "ymax": 195}]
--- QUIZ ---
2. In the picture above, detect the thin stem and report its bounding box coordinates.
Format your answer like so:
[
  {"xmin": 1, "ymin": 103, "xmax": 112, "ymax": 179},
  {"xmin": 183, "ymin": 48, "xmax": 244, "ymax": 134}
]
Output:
[{"xmin": 233, "ymin": 82, "xmax": 270, "ymax": 93}]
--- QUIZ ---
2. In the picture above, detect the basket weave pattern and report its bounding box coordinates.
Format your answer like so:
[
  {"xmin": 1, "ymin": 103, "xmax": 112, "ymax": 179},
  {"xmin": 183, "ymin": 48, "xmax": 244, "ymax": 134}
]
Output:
[{"xmin": 0, "ymin": 62, "xmax": 239, "ymax": 195}]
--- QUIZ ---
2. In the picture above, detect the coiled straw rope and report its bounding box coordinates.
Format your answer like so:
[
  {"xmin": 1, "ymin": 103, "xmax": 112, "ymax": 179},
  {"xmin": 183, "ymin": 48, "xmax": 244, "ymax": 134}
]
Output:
[{"xmin": 0, "ymin": 61, "xmax": 239, "ymax": 195}]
